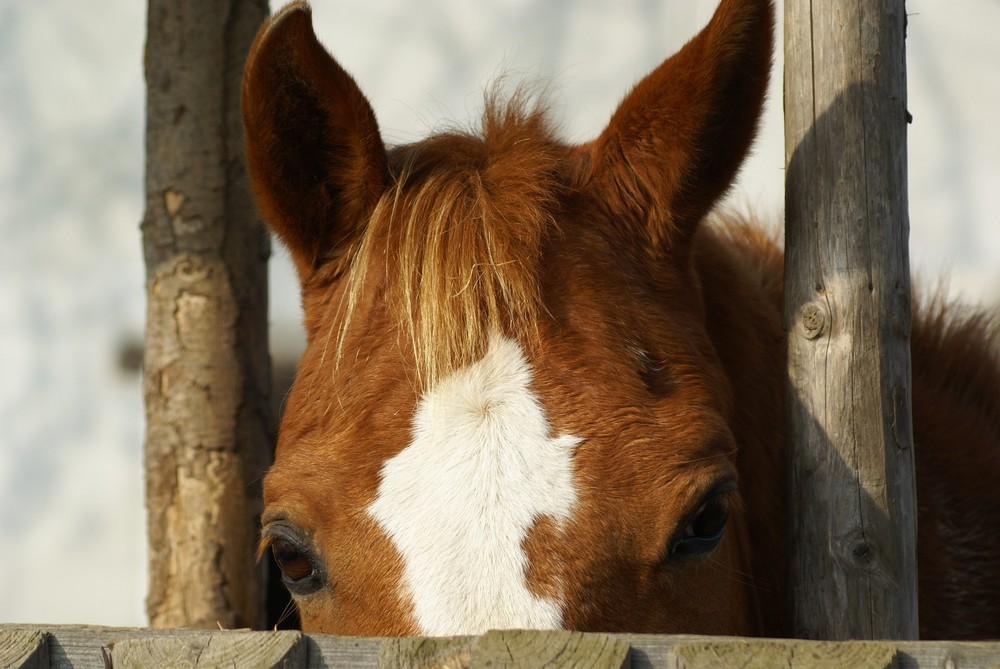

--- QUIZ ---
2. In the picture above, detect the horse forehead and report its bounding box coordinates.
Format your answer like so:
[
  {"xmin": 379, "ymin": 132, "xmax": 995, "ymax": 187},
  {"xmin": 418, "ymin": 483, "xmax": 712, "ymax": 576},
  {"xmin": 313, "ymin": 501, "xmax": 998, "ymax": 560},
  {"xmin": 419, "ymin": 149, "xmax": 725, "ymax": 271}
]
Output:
[{"xmin": 367, "ymin": 332, "xmax": 582, "ymax": 635}]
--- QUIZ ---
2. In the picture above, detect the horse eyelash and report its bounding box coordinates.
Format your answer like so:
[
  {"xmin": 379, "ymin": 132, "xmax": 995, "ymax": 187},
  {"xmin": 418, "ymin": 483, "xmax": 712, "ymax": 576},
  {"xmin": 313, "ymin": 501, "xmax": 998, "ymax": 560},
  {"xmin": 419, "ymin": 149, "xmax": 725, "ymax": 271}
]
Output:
[{"xmin": 256, "ymin": 533, "xmax": 276, "ymax": 563}]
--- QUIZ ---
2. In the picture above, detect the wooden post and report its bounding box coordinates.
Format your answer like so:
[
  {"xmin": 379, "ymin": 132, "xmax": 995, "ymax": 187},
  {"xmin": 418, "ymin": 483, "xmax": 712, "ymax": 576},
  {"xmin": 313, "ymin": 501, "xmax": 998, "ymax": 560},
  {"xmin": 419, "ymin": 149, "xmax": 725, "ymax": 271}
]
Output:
[
  {"xmin": 142, "ymin": 0, "xmax": 272, "ymax": 628},
  {"xmin": 783, "ymin": 0, "xmax": 919, "ymax": 640}
]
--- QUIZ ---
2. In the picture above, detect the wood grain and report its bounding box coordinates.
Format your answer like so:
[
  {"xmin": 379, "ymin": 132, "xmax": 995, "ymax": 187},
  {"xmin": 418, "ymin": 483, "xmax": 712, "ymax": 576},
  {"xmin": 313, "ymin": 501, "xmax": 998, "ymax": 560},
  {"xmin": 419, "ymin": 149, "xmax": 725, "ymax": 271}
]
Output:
[
  {"xmin": 5, "ymin": 626, "xmax": 1000, "ymax": 668},
  {"xmin": 379, "ymin": 635, "xmax": 475, "ymax": 669},
  {"xmin": 0, "ymin": 630, "xmax": 48, "ymax": 669},
  {"xmin": 109, "ymin": 630, "xmax": 303, "ymax": 669},
  {"xmin": 783, "ymin": 0, "xmax": 919, "ymax": 640},
  {"xmin": 142, "ymin": 0, "xmax": 273, "ymax": 630},
  {"xmin": 377, "ymin": 630, "xmax": 630, "ymax": 668},
  {"xmin": 670, "ymin": 639, "xmax": 897, "ymax": 669},
  {"xmin": 471, "ymin": 630, "xmax": 630, "ymax": 668}
]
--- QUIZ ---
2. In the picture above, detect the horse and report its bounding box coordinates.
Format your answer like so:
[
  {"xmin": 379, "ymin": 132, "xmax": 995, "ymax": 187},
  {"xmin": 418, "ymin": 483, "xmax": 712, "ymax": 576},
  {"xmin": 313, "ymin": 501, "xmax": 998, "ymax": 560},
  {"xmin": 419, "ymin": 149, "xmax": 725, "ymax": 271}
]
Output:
[{"xmin": 241, "ymin": 0, "xmax": 1000, "ymax": 639}]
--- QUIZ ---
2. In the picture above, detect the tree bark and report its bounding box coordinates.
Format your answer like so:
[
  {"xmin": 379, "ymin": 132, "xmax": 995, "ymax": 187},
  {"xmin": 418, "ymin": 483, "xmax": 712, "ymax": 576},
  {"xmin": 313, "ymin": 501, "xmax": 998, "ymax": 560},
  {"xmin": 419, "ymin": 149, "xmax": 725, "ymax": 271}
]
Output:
[
  {"xmin": 142, "ymin": 0, "xmax": 271, "ymax": 629},
  {"xmin": 784, "ymin": 0, "xmax": 919, "ymax": 640}
]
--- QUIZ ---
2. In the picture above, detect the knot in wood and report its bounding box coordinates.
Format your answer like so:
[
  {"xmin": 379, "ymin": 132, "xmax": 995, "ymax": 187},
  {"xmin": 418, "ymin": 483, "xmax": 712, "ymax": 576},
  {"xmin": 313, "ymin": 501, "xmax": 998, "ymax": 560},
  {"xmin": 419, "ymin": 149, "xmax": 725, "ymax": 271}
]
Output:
[
  {"xmin": 851, "ymin": 541, "xmax": 873, "ymax": 565},
  {"xmin": 799, "ymin": 302, "xmax": 827, "ymax": 339}
]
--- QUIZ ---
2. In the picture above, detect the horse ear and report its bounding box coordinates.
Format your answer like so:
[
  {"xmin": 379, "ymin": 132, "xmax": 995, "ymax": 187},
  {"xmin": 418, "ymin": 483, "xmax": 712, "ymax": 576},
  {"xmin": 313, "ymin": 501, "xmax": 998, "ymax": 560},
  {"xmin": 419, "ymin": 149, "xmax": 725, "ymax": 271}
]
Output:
[
  {"xmin": 242, "ymin": 1, "xmax": 388, "ymax": 277},
  {"xmin": 588, "ymin": 0, "xmax": 773, "ymax": 248}
]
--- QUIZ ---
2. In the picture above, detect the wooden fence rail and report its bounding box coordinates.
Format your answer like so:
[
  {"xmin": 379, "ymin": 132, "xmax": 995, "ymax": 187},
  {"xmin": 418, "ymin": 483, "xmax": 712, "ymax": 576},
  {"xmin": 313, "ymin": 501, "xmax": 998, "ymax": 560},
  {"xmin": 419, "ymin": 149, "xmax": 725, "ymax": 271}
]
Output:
[{"xmin": 4, "ymin": 625, "xmax": 1000, "ymax": 669}]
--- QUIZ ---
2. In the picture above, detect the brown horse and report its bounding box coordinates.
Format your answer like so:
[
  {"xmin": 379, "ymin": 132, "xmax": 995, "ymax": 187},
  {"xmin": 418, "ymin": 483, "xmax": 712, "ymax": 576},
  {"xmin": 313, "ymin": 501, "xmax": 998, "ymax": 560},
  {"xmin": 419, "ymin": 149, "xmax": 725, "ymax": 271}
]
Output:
[{"xmin": 241, "ymin": 0, "xmax": 1000, "ymax": 638}]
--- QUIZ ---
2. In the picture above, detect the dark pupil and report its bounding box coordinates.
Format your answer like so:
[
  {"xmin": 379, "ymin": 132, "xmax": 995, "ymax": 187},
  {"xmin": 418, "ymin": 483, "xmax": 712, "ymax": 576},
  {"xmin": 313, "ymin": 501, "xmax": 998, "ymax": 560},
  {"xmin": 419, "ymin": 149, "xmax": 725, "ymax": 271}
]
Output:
[
  {"xmin": 272, "ymin": 540, "xmax": 314, "ymax": 582},
  {"xmin": 692, "ymin": 500, "xmax": 728, "ymax": 539},
  {"xmin": 685, "ymin": 496, "xmax": 729, "ymax": 539}
]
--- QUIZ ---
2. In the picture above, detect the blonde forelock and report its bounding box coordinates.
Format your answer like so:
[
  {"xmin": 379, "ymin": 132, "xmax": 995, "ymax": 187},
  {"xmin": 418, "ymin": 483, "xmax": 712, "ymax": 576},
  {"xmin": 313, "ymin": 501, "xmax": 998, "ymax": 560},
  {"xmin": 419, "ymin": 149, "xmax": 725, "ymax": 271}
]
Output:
[{"xmin": 337, "ymin": 89, "xmax": 565, "ymax": 389}]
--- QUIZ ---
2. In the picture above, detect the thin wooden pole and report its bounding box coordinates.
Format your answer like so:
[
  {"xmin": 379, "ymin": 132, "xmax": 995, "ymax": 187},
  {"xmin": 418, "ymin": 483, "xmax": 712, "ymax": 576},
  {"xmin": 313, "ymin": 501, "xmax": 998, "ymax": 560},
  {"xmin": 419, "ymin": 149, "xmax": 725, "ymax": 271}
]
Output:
[
  {"xmin": 142, "ymin": 0, "xmax": 271, "ymax": 629},
  {"xmin": 783, "ymin": 0, "xmax": 919, "ymax": 639}
]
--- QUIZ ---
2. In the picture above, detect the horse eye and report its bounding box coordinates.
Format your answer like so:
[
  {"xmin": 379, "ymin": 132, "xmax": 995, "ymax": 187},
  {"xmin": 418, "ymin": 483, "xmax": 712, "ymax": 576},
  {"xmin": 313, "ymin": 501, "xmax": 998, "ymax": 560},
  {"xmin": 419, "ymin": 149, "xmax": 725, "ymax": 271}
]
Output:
[
  {"xmin": 271, "ymin": 538, "xmax": 325, "ymax": 596},
  {"xmin": 669, "ymin": 486, "xmax": 734, "ymax": 559},
  {"xmin": 272, "ymin": 539, "xmax": 313, "ymax": 580}
]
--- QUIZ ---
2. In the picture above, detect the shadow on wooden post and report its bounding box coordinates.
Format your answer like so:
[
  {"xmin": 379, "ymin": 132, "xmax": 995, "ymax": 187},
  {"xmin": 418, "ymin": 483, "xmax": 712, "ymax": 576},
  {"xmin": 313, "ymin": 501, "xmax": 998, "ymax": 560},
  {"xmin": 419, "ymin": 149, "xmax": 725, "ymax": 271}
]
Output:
[{"xmin": 784, "ymin": 0, "xmax": 919, "ymax": 638}]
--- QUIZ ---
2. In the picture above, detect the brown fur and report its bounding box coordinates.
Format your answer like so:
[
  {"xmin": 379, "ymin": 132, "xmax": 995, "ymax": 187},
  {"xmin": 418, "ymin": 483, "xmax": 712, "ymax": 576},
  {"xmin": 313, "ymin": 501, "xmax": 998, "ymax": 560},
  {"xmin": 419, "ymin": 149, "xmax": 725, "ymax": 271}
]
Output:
[
  {"xmin": 341, "ymin": 91, "xmax": 562, "ymax": 389},
  {"xmin": 243, "ymin": 0, "xmax": 1000, "ymax": 639}
]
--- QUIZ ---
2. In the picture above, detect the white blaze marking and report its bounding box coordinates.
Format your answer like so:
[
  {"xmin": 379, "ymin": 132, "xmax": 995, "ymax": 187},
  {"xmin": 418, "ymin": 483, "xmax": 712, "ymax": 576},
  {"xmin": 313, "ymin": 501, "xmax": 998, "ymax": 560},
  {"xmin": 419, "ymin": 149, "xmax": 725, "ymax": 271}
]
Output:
[{"xmin": 367, "ymin": 333, "xmax": 580, "ymax": 635}]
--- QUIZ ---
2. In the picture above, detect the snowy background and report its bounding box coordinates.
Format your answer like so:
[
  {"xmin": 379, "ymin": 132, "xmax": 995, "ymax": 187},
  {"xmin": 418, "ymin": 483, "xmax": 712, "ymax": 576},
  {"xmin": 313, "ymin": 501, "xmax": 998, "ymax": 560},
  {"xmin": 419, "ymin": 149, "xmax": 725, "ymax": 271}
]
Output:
[{"xmin": 1, "ymin": 0, "xmax": 997, "ymax": 626}]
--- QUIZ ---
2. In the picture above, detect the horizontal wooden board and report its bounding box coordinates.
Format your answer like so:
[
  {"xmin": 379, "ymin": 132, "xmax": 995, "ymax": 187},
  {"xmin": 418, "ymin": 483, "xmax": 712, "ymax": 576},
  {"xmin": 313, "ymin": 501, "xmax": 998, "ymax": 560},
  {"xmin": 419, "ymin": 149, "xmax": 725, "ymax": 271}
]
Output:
[{"xmin": 4, "ymin": 625, "xmax": 1000, "ymax": 669}]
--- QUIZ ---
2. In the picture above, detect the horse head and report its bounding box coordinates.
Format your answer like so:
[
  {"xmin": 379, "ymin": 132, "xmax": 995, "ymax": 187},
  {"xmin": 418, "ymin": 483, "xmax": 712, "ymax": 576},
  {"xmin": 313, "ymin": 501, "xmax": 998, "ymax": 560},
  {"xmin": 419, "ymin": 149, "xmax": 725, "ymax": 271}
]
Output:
[{"xmin": 242, "ymin": 0, "xmax": 779, "ymax": 636}]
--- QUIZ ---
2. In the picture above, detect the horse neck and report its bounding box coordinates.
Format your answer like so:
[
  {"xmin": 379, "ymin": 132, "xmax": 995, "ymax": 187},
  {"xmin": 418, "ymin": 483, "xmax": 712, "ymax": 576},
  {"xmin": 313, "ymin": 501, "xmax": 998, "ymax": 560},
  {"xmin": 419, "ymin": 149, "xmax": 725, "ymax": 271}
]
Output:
[{"xmin": 692, "ymin": 220, "xmax": 788, "ymax": 635}]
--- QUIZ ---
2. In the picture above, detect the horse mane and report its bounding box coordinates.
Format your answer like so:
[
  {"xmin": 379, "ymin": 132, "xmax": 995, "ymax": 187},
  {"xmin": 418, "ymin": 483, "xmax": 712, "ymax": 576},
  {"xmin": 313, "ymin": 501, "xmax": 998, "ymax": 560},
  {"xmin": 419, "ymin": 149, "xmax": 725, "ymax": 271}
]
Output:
[
  {"xmin": 912, "ymin": 297, "xmax": 1000, "ymax": 432},
  {"xmin": 338, "ymin": 88, "xmax": 565, "ymax": 389}
]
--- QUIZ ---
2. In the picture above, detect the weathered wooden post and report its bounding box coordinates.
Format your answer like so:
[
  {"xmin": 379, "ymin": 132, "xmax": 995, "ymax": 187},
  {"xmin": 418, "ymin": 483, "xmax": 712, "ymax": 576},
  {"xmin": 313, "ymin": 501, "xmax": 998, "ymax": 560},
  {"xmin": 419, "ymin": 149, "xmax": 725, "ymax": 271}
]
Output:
[
  {"xmin": 784, "ymin": 0, "xmax": 918, "ymax": 639},
  {"xmin": 142, "ymin": 0, "xmax": 272, "ymax": 629}
]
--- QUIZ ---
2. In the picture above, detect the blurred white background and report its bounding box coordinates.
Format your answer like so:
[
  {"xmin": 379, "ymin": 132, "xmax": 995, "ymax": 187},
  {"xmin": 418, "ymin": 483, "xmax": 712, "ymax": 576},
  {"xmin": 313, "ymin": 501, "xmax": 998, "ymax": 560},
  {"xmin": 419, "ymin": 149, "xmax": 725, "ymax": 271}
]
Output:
[{"xmin": 1, "ymin": 0, "xmax": 997, "ymax": 626}]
